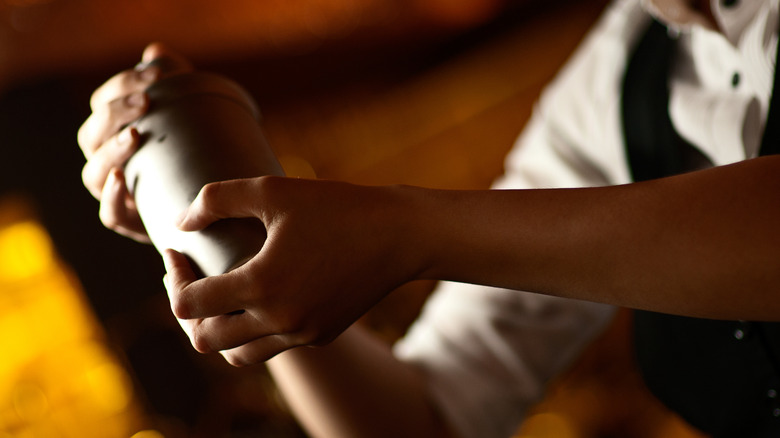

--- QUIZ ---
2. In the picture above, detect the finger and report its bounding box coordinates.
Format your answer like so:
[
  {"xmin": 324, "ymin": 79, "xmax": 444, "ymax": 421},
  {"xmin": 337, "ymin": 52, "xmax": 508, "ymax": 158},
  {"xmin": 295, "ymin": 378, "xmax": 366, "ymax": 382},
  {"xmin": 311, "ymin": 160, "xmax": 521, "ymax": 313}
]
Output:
[
  {"xmin": 185, "ymin": 311, "xmax": 267, "ymax": 353},
  {"xmin": 140, "ymin": 42, "xmax": 194, "ymax": 74},
  {"xmin": 99, "ymin": 168, "xmax": 151, "ymax": 242},
  {"xmin": 142, "ymin": 42, "xmax": 168, "ymax": 63},
  {"xmin": 219, "ymin": 334, "xmax": 292, "ymax": 366},
  {"xmin": 162, "ymin": 249, "xmax": 249, "ymax": 319},
  {"xmin": 169, "ymin": 310, "xmax": 199, "ymax": 347},
  {"xmin": 172, "ymin": 310, "xmax": 196, "ymax": 335},
  {"xmin": 170, "ymin": 315, "xmax": 221, "ymax": 355},
  {"xmin": 82, "ymin": 127, "xmax": 139, "ymax": 199},
  {"xmin": 78, "ymin": 92, "xmax": 149, "ymax": 158},
  {"xmin": 168, "ymin": 306, "xmax": 250, "ymax": 353},
  {"xmin": 177, "ymin": 178, "xmax": 269, "ymax": 231},
  {"xmin": 89, "ymin": 66, "xmax": 159, "ymax": 111}
]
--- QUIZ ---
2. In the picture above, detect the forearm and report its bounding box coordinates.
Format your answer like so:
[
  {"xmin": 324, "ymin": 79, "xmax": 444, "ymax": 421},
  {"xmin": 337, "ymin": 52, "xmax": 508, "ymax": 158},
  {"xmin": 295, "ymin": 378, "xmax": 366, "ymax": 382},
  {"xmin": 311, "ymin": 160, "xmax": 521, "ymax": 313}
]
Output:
[
  {"xmin": 267, "ymin": 325, "xmax": 453, "ymax": 438},
  {"xmin": 411, "ymin": 156, "xmax": 780, "ymax": 320}
]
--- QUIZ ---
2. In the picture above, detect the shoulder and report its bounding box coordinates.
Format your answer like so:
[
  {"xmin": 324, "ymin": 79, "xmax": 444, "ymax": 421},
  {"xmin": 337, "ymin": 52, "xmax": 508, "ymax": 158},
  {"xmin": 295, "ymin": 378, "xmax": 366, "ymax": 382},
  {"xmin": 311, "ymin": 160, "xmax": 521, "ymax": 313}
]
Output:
[{"xmin": 514, "ymin": 0, "xmax": 653, "ymax": 187}]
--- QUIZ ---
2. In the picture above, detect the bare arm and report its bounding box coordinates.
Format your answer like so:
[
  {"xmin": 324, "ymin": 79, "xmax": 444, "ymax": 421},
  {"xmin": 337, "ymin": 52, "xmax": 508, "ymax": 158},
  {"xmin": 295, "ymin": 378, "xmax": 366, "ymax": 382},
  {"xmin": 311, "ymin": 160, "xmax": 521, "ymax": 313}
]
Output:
[
  {"xmin": 416, "ymin": 155, "xmax": 780, "ymax": 320},
  {"xmin": 79, "ymin": 44, "xmax": 458, "ymax": 438},
  {"xmin": 267, "ymin": 326, "xmax": 453, "ymax": 438},
  {"xmin": 80, "ymin": 43, "xmax": 780, "ymax": 438},
  {"xmin": 165, "ymin": 155, "xmax": 780, "ymax": 370}
]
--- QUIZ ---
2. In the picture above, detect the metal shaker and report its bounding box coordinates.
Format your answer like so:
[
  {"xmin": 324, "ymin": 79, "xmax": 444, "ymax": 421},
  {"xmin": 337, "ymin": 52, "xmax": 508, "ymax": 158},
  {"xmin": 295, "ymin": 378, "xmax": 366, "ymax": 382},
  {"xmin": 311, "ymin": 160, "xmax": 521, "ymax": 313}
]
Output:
[{"xmin": 123, "ymin": 70, "xmax": 284, "ymax": 277}]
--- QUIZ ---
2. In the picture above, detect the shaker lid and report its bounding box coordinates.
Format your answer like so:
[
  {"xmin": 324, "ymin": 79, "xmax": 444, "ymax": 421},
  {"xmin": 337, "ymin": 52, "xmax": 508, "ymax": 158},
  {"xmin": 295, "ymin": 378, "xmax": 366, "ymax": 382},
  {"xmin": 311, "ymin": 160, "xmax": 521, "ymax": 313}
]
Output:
[{"xmin": 145, "ymin": 71, "xmax": 262, "ymax": 122}]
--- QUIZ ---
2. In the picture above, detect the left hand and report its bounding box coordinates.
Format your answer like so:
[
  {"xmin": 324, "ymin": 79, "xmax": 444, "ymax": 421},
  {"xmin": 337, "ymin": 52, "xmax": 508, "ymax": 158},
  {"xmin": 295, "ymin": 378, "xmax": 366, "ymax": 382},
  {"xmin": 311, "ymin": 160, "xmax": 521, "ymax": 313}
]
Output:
[
  {"xmin": 78, "ymin": 43, "xmax": 193, "ymax": 242},
  {"xmin": 161, "ymin": 176, "xmax": 428, "ymax": 366}
]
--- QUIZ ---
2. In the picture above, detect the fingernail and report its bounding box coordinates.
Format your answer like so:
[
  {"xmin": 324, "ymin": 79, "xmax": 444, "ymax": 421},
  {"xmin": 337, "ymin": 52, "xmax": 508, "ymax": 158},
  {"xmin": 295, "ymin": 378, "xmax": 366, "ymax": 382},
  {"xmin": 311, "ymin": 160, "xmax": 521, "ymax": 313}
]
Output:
[
  {"xmin": 105, "ymin": 168, "xmax": 117, "ymax": 187},
  {"xmin": 105, "ymin": 168, "xmax": 122, "ymax": 194},
  {"xmin": 161, "ymin": 249, "xmax": 175, "ymax": 272},
  {"xmin": 126, "ymin": 92, "xmax": 145, "ymax": 107}
]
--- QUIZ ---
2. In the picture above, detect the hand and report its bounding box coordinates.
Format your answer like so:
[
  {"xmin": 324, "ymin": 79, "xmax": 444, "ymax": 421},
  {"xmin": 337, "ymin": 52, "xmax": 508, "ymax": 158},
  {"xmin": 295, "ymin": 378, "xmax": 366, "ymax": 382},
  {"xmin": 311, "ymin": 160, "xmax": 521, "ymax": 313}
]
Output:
[
  {"xmin": 162, "ymin": 176, "xmax": 428, "ymax": 366},
  {"xmin": 77, "ymin": 43, "xmax": 192, "ymax": 242}
]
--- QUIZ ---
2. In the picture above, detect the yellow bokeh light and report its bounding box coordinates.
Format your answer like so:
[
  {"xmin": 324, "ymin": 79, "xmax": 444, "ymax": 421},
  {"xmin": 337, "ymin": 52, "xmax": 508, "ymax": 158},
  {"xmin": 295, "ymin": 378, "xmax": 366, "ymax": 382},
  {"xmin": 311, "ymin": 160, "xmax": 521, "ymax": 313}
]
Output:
[
  {"xmin": 83, "ymin": 362, "xmax": 132, "ymax": 414},
  {"xmin": 11, "ymin": 382, "xmax": 48, "ymax": 422},
  {"xmin": 0, "ymin": 221, "xmax": 53, "ymax": 281},
  {"xmin": 131, "ymin": 430, "xmax": 166, "ymax": 438},
  {"xmin": 0, "ymin": 198, "xmax": 148, "ymax": 437},
  {"xmin": 278, "ymin": 154, "xmax": 317, "ymax": 179}
]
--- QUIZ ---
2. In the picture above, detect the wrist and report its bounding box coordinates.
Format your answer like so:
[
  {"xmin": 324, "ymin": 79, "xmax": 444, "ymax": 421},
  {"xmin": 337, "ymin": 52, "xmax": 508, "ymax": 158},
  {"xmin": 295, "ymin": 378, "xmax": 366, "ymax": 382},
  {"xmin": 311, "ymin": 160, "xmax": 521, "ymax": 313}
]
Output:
[
  {"xmin": 372, "ymin": 184, "xmax": 441, "ymax": 284},
  {"xmin": 384, "ymin": 185, "xmax": 464, "ymax": 283}
]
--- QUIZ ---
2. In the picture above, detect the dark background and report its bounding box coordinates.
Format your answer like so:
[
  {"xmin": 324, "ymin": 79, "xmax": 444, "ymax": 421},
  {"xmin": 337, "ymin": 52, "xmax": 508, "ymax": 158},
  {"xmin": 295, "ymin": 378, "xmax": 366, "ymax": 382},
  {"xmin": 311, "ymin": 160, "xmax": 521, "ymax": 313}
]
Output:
[{"xmin": 0, "ymin": 1, "xmax": 702, "ymax": 437}]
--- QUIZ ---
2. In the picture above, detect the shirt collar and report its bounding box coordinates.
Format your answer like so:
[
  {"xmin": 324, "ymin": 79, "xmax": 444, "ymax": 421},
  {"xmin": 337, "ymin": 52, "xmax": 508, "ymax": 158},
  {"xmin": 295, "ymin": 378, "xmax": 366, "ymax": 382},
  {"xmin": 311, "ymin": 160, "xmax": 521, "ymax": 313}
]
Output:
[{"xmin": 642, "ymin": 0, "xmax": 769, "ymax": 45}]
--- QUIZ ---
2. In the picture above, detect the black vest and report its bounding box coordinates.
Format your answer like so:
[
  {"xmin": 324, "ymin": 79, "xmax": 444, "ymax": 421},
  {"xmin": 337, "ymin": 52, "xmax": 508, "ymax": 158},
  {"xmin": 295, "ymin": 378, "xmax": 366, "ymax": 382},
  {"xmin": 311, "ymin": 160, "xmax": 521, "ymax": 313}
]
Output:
[{"xmin": 622, "ymin": 20, "xmax": 780, "ymax": 437}]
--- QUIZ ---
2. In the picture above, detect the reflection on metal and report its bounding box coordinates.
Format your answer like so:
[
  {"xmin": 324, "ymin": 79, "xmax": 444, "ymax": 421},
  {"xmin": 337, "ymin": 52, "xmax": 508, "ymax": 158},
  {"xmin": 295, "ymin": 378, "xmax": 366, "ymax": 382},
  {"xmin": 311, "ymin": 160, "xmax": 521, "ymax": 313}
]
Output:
[{"xmin": 0, "ymin": 196, "xmax": 158, "ymax": 437}]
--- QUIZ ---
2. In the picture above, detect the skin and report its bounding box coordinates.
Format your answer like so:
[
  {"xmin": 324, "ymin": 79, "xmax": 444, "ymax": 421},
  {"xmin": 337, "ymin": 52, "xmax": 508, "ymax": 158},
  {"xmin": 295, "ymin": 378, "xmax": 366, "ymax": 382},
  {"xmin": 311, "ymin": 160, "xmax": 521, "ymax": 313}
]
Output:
[
  {"xmin": 160, "ymin": 159, "xmax": 780, "ymax": 363},
  {"xmin": 79, "ymin": 24, "xmax": 780, "ymax": 434},
  {"xmin": 79, "ymin": 43, "xmax": 454, "ymax": 438}
]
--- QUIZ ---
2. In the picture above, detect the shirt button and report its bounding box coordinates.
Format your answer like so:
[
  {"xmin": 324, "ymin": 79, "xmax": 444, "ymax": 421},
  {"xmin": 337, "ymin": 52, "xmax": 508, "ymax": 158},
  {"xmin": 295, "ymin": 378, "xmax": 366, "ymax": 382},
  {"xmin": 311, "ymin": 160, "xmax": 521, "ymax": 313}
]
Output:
[
  {"xmin": 734, "ymin": 321, "xmax": 751, "ymax": 340},
  {"xmin": 731, "ymin": 72, "xmax": 741, "ymax": 88}
]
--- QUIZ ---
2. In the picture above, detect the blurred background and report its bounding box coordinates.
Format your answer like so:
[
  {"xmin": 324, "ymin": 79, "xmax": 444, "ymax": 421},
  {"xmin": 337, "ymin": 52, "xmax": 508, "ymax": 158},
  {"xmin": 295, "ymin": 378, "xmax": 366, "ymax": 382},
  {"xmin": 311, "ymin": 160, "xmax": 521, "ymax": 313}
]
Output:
[{"xmin": 0, "ymin": 0, "xmax": 709, "ymax": 437}]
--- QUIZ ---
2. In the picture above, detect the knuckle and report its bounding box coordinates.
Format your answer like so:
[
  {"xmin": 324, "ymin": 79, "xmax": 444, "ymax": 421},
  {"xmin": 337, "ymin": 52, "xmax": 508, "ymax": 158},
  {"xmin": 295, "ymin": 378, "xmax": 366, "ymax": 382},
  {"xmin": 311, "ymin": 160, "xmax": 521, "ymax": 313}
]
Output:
[
  {"xmin": 117, "ymin": 68, "xmax": 142, "ymax": 88},
  {"xmin": 254, "ymin": 175, "xmax": 282, "ymax": 197},
  {"xmin": 81, "ymin": 165, "xmax": 100, "ymax": 199},
  {"xmin": 89, "ymin": 90, "xmax": 102, "ymax": 110},
  {"xmin": 77, "ymin": 117, "xmax": 99, "ymax": 155},
  {"xmin": 98, "ymin": 203, "xmax": 119, "ymax": 229},
  {"xmin": 189, "ymin": 329, "xmax": 212, "ymax": 354},
  {"xmin": 111, "ymin": 95, "xmax": 144, "ymax": 123},
  {"xmin": 89, "ymin": 87, "xmax": 108, "ymax": 111},
  {"xmin": 130, "ymin": 66, "xmax": 159, "ymax": 87},
  {"xmin": 221, "ymin": 352, "xmax": 248, "ymax": 368},
  {"xmin": 198, "ymin": 181, "xmax": 223, "ymax": 206},
  {"xmin": 254, "ymin": 175, "xmax": 274, "ymax": 190},
  {"xmin": 170, "ymin": 296, "xmax": 193, "ymax": 320},
  {"xmin": 90, "ymin": 70, "xmax": 133, "ymax": 108},
  {"xmin": 76, "ymin": 123, "xmax": 89, "ymax": 150}
]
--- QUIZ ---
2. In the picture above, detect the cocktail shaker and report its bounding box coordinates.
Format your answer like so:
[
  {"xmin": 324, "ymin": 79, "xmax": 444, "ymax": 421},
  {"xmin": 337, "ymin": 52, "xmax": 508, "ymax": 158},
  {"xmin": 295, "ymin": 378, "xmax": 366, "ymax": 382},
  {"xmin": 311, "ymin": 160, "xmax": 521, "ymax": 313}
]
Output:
[{"xmin": 124, "ymin": 70, "xmax": 284, "ymax": 277}]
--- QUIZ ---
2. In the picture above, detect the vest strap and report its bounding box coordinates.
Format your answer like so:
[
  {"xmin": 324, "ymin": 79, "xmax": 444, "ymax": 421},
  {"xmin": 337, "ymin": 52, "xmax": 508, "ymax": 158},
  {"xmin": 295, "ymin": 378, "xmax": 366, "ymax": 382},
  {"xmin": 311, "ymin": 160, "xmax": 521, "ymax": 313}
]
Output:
[{"xmin": 623, "ymin": 19, "xmax": 780, "ymax": 436}]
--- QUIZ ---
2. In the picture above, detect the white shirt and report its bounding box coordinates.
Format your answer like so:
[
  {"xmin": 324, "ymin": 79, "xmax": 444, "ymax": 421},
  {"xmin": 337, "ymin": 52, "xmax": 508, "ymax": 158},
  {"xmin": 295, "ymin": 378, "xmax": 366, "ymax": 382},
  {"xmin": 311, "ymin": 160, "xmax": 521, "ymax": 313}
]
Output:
[{"xmin": 393, "ymin": 1, "xmax": 778, "ymax": 438}]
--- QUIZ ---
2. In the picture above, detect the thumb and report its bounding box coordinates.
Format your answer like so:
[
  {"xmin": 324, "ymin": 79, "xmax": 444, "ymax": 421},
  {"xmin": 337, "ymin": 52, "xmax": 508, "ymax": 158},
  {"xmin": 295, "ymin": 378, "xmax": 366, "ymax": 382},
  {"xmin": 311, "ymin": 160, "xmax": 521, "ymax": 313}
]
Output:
[{"xmin": 176, "ymin": 179, "xmax": 268, "ymax": 232}]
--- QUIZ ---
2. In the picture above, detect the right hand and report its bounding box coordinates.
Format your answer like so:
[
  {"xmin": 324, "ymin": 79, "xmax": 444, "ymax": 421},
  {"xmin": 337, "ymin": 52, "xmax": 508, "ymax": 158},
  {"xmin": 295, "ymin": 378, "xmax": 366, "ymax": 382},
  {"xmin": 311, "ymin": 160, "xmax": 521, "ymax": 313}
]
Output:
[
  {"xmin": 160, "ymin": 177, "xmax": 430, "ymax": 365},
  {"xmin": 77, "ymin": 43, "xmax": 192, "ymax": 242}
]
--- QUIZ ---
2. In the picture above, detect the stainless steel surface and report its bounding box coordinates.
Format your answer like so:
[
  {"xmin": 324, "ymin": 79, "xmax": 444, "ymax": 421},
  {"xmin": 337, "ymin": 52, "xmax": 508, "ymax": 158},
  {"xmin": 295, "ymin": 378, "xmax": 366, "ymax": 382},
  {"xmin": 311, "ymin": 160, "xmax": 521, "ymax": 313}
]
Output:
[{"xmin": 125, "ymin": 72, "xmax": 284, "ymax": 277}]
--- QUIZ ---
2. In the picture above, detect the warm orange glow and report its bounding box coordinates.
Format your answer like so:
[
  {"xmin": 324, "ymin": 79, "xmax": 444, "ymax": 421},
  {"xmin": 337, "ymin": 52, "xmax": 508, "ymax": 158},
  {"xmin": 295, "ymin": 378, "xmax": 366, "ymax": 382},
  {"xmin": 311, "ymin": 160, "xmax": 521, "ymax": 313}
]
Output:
[
  {"xmin": 278, "ymin": 154, "xmax": 317, "ymax": 179},
  {"xmin": 131, "ymin": 430, "xmax": 166, "ymax": 438},
  {"xmin": 516, "ymin": 412, "xmax": 581, "ymax": 438},
  {"xmin": 0, "ymin": 198, "xmax": 153, "ymax": 437},
  {"xmin": 3, "ymin": 0, "xmax": 54, "ymax": 7}
]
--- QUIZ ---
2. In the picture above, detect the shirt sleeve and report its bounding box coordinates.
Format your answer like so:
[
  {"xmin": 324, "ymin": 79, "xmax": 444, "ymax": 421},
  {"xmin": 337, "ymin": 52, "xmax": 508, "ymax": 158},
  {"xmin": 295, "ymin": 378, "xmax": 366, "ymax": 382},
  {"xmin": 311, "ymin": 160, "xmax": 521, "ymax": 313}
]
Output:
[
  {"xmin": 395, "ymin": 285, "xmax": 616, "ymax": 438},
  {"xmin": 393, "ymin": 2, "xmax": 651, "ymax": 438}
]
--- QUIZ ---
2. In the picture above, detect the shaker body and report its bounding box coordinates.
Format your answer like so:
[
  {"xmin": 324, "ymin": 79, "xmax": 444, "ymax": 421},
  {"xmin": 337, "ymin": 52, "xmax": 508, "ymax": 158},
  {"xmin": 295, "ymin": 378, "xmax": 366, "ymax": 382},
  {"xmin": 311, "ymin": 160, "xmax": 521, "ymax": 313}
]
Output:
[{"xmin": 124, "ymin": 72, "xmax": 284, "ymax": 277}]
